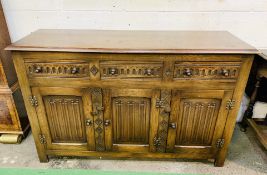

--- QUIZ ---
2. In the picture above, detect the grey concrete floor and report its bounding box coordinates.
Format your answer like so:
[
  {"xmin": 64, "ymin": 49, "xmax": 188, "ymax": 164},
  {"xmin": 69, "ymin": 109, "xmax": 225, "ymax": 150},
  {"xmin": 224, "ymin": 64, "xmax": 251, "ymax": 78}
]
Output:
[{"xmin": 0, "ymin": 125, "xmax": 266, "ymax": 175}]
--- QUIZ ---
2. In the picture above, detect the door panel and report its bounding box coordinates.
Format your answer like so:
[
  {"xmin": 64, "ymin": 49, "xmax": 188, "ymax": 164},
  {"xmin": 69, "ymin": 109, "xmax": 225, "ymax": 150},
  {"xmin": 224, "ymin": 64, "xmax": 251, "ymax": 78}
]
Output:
[
  {"xmin": 175, "ymin": 98, "xmax": 221, "ymax": 146},
  {"xmin": 42, "ymin": 95, "xmax": 86, "ymax": 143},
  {"xmin": 103, "ymin": 88, "xmax": 160, "ymax": 153},
  {"xmin": 167, "ymin": 90, "xmax": 232, "ymax": 156},
  {"xmin": 32, "ymin": 87, "xmax": 89, "ymax": 150},
  {"xmin": 112, "ymin": 97, "xmax": 151, "ymax": 144}
]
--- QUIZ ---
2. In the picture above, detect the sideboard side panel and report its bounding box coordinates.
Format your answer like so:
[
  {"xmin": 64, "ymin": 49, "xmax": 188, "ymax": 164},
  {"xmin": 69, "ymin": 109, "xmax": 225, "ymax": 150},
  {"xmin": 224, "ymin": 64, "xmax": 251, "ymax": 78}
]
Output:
[
  {"xmin": 12, "ymin": 52, "xmax": 48, "ymax": 162},
  {"xmin": 215, "ymin": 55, "xmax": 254, "ymax": 167}
]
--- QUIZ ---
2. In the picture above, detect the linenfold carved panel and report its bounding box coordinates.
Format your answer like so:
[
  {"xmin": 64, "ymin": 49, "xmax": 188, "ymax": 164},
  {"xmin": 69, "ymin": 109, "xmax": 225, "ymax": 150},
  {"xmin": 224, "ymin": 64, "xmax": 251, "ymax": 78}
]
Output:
[
  {"xmin": 43, "ymin": 96, "xmax": 86, "ymax": 143},
  {"xmin": 25, "ymin": 62, "xmax": 90, "ymax": 78},
  {"xmin": 100, "ymin": 61, "xmax": 163, "ymax": 79},
  {"xmin": 174, "ymin": 62, "xmax": 240, "ymax": 80},
  {"xmin": 112, "ymin": 97, "xmax": 151, "ymax": 144},
  {"xmin": 175, "ymin": 99, "xmax": 221, "ymax": 146}
]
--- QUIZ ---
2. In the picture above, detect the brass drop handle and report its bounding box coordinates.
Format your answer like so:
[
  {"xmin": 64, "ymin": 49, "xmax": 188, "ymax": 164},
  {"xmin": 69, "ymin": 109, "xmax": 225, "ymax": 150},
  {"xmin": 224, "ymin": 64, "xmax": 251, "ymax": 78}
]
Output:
[
  {"xmin": 145, "ymin": 69, "xmax": 153, "ymax": 76},
  {"xmin": 104, "ymin": 119, "xmax": 111, "ymax": 126},
  {"xmin": 109, "ymin": 68, "xmax": 117, "ymax": 75},
  {"xmin": 169, "ymin": 123, "xmax": 176, "ymax": 129},
  {"xmin": 35, "ymin": 66, "xmax": 42, "ymax": 73},
  {"xmin": 85, "ymin": 119, "xmax": 93, "ymax": 126},
  {"xmin": 71, "ymin": 67, "xmax": 79, "ymax": 74},
  {"xmin": 221, "ymin": 69, "xmax": 229, "ymax": 77},
  {"xmin": 184, "ymin": 68, "xmax": 192, "ymax": 76}
]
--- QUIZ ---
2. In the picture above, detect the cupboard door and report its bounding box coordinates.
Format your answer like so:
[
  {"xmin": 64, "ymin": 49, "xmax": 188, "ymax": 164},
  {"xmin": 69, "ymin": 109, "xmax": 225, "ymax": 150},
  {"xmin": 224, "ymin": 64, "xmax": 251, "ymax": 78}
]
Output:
[
  {"xmin": 167, "ymin": 90, "xmax": 232, "ymax": 158},
  {"xmin": 100, "ymin": 88, "xmax": 161, "ymax": 152},
  {"xmin": 32, "ymin": 87, "xmax": 91, "ymax": 151}
]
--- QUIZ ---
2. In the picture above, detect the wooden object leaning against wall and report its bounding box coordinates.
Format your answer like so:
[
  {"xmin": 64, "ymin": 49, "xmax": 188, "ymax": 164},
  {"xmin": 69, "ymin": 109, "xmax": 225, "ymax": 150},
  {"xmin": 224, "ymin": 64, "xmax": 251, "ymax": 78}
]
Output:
[{"xmin": 0, "ymin": 1, "xmax": 29, "ymax": 144}]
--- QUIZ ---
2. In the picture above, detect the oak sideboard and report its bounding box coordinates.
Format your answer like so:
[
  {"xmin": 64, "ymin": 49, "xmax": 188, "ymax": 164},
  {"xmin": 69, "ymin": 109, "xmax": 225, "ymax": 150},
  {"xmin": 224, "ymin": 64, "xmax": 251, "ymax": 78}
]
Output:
[{"xmin": 6, "ymin": 30, "xmax": 258, "ymax": 166}]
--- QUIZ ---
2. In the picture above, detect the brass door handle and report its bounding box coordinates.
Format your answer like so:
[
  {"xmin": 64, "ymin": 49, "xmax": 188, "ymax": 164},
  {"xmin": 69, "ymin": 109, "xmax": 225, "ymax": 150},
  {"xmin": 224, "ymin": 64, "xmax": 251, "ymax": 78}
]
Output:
[
  {"xmin": 104, "ymin": 120, "xmax": 111, "ymax": 126},
  {"xmin": 221, "ymin": 69, "xmax": 229, "ymax": 77},
  {"xmin": 144, "ymin": 68, "xmax": 153, "ymax": 76},
  {"xmin": 35, "ymin": 66, "xmax": 42, "ymax": 73},
  {"xmin": 184, "ymin": 68, "xmax": 192, "ymax": 76},
  {"xmin": 169, "ymin": 123, "xmax": 176, "ymax": 129},
  {"xmin": 71, "ymin": 67, "xmax": 79, "ymax": 74},
  {"xmin": 109, "ymin": 68, "xmax": 118, "ymax": 75},
  {"xmin": 85, "ymin": 119, "xmax": 93, "ymax": 126}
]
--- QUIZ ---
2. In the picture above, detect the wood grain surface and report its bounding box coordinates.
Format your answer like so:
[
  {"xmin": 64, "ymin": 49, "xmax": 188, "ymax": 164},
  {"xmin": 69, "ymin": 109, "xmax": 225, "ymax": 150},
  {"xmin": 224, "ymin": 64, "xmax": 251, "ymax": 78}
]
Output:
[{"xmin": 6, "ymin": 29, "xmax": 258, "ymax": 54}]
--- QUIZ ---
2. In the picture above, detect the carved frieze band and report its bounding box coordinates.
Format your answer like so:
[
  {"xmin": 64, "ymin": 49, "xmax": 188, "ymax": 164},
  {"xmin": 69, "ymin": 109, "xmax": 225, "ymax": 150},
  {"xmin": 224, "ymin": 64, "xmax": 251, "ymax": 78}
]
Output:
[
  {"xmin": 25, "ymin": 62, "xmax": 90, "ymax": 78},
  {"xmin": 174, "ymin": 63, "xmax": 240, "ymax": 80},
  {"xmin": 100, "ymin": 61, "xmax": 163, "ymax": 79},
  {"xmin": 90, "ymin": 88, "xmax": 105, "ymax": 151}
]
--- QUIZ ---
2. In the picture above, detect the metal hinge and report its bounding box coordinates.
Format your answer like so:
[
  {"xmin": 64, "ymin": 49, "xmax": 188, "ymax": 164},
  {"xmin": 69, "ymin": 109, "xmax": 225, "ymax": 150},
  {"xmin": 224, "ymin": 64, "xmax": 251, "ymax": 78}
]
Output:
[
  {"xmin": 156, "ymin": 99, "xmax": 164, "ymax": 108},
  {"xmin": 29, "ymin": 96, "xmax": 38, "ymax": 107},
  {"xmin": 153, "ymin": 136, "xmax": 161, "ymax": 147},
  {"xmin": 39, "ymin": 134, "xmax": 46, "ymax": 144},
  {"xmin": 216, "ymin": 138, "xmax": 225, "ymax": 148},
  {"xmin": 226, "ymin": 99, "xmax": 235, "ymax": 110}
]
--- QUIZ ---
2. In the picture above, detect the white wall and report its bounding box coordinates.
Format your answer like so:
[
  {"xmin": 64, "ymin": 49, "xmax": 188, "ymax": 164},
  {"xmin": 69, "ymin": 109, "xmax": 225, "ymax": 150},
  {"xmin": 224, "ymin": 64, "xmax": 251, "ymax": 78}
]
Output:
[{"xmin": 1, "ymin": 0, "xmax": 267, "ymax": 49}]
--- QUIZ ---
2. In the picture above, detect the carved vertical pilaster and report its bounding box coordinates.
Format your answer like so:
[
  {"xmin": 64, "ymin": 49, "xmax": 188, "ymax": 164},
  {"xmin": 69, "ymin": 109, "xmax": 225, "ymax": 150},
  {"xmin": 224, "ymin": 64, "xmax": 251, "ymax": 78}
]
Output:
[
  {"xmin": 156, "ymin": 89, "xmax": 171, "ymax": 152},
  {"xmin": 90, "ymin": 88, "xmax": 105, "ymax": 151}
]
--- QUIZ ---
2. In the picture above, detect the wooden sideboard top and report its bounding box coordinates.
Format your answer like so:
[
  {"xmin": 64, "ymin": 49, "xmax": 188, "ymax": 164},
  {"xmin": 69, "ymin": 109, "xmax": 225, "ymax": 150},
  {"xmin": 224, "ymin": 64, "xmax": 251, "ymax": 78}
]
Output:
[{"xmin": 6, "ymin": 29, "xmax": 258, "ymax": 54}]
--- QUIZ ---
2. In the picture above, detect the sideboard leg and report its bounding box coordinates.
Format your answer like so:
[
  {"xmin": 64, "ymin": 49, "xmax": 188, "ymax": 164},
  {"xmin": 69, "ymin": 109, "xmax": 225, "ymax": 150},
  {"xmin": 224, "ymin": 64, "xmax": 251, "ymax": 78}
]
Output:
[
  {"xmin": 38, "ymin": 154, "xmax": 49, "ymax": 163},
  {"xmin": 214, "ymin": 156, "xmax": 225, "ymax": 167}
]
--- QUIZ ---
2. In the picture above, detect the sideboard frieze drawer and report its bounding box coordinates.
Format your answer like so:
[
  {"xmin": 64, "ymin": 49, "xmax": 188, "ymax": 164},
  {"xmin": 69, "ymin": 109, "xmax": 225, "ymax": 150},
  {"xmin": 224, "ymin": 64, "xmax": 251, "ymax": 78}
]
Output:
[
  {"xmin": 173, "ymin": 62, "xmax": 241, "ymax": 80},
  {"xmin": 25, "ymin": 62, "xmax": 90, "ymax": 79},
  {"xmin": 100, "ymin": 61, "xmax": 163, "ymax": 80}
]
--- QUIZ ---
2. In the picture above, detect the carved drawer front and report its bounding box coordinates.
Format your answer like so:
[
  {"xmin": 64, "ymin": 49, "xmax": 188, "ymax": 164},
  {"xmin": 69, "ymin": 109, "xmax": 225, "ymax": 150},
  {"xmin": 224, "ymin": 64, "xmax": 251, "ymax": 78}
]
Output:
[
  {"xmin": 25, "ymin": 62, "xmax": 90, "ymax": 78},
  {"xmin": 174, "ymin": 62, "xmax": 241, "ymax": 80},
  {"xmin": 100, "ymin": 61, "xmax": 163, "ymax": 80}
]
